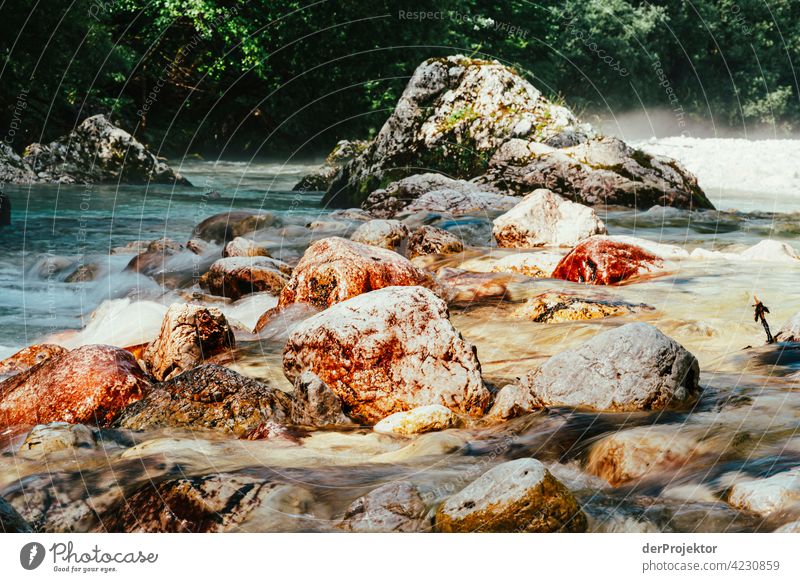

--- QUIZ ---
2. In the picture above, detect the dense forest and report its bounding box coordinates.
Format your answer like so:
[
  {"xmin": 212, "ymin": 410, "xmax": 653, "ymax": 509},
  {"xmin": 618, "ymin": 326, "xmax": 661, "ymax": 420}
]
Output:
[{"xmin": 1, "ymin": 0, "xmax": 798, "ymax": 158}]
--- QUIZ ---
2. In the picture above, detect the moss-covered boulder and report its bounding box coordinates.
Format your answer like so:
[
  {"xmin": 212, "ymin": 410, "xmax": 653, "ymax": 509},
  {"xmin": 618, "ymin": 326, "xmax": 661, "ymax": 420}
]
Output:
[{"xmin": 324, "ymin": 56, "xmax": 591, "ymax": 208}]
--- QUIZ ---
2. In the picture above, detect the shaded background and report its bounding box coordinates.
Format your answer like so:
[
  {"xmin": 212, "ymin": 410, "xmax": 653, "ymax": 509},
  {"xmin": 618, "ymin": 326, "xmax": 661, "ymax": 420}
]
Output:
[{"xmin": 1, "ymin": 0, "xmax": 798, "ymax": 158}]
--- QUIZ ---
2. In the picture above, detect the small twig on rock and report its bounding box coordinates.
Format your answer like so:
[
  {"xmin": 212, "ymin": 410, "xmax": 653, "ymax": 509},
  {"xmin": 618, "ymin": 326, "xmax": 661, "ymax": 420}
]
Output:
[{"xmin": 753, "ymin": 295, "xmax": 774, "ymax": 344}]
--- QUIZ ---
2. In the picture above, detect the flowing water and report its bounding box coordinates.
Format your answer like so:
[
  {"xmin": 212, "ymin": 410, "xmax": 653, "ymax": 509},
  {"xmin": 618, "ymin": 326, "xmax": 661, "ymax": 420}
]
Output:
[{"xmin": 1, "ymin": 158, "xmax": 799, "ymax": 532}]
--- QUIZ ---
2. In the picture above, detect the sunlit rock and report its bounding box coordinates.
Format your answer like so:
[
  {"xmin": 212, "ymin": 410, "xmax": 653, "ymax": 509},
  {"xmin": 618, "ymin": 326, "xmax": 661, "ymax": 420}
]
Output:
[
  {"xmin": 493, "ymin": 189, "xmax": 606, "ymax": 248},
  {"xmin": 283, "ymin": 286, "xmax": 489, "ymax": 423},
  {"xmin": 0, "ymin": 345, "xmax": 149, "ymax": 427},
  {"xmin": 728, "ymin": 468, "xmax": 800, "ymax": 516},
  {"xmin": 435, "ymin": 458, "xmax": 587, "ymax": 532},
  {"xmin": 373, "ymin": 405, "xmax": 459, "ymax": 435},
  {"xmin": 513, "ymin": 323, "xmax": 700, "ymax": 411},
  {"xmin": 277, "ymin": 237, "xmax": 436, "ymax": 310},
  {"xmin": 552, "ymin": 236, "xmax": 665, "ymax": 284},
  {"xmin": 514, "ymin": 292, "xmax": 650, "ymax": 323},
  {"xmin": 0, "ymin": 344, "xmax": 68, "ymax": 378}
]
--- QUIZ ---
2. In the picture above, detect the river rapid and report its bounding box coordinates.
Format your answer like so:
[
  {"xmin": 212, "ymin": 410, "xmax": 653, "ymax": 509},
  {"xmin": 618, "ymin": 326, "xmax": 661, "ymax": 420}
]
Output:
[{"xmin": 1, "ymin": 152, "xmax": 799, "ymax": 532}]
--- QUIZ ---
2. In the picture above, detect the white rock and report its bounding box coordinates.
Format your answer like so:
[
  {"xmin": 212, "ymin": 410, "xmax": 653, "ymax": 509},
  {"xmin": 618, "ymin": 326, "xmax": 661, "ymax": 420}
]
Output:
[
  {"xmin": 350, "ymin": 219, "xmax": 409, "ymax": 252},
  {"xmin": 728, "ymin": 468, "xmax": 800, "ymax": 516},
  {"xmin": 374, "ymin": 405, "xmax": 458, "ymax": 435},
  {"xmin": 493, "ymin": 189, "xmax": 606, "ymax": 248}
]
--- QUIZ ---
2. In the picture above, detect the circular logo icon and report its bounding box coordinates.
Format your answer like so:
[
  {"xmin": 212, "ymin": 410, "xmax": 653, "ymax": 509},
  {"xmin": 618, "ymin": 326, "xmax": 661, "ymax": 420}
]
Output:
[{"xmin": 20, "ymin": 542, "xmax": 46, "ymax": 570}]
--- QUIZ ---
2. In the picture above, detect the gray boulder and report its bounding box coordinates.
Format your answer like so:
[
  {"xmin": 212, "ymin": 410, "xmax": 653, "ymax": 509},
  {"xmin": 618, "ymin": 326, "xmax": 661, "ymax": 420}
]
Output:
[
  {"xmin": 0, "ymin": 143, "xmax": 36, "ymax": 184},
  {"xmin": 361, "ymin": 172, "xmax": 504, "ymax": 218},
  {"xmin": 23, "ymin": 115, "xmax": 189, "ymax": 185},
  {"xmin": 290, "ymin": 371, "xmax": 353, "ymax": 427},
  {"xmin": 478, "ymin": 137, "xmax": 713, "ymax": 209},
  {"xmin": 339, "ymin": 481, "xmax": 428, "ymax": 532},
  {"xmin": 515, "ymin": 322, "xmax": 700, "ymax": 411},
  {"xmin": 325, "ymin": 55, "xmax": 592, "ymax": 208}
]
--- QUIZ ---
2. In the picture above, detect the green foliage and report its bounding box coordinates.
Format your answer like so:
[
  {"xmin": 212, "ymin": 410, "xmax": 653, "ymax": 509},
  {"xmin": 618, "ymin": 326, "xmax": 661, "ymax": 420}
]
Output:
[{"xmin": 0, "ymin": 0, "xmax": 798, "ymax": 156}]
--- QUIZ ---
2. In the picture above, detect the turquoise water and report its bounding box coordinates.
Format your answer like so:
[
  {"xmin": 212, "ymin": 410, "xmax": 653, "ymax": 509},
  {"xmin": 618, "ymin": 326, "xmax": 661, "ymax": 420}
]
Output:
[
  {"xmin": 1, "ymin": 160, "xmax": 800, "ymax": 532},
  {"xmin": 0, "ymin": 161, "xmax": 324, "ymax": 353}
]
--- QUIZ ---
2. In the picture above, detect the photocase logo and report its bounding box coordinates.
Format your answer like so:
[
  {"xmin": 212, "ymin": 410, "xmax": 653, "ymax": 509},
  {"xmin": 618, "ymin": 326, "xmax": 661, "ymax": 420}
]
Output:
[{"xmin": 20, "ymin": 542, "xmax": 46, "ymax": 570}]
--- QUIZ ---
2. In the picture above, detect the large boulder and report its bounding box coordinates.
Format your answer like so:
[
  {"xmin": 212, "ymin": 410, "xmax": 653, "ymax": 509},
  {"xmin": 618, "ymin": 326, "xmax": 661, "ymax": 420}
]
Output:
[
  {"xmin": 99, "ymin": 473, "xmax": 318, "ymax": 532},
  {"xmin": 350, "ymin": 219, "xmax": 409, "ymax": 252},
  {"xmin": 0, "ymin": 344, "xmax": 69, "ymax": 378},
  {"xmin": 276, "ymin": 237, "xmax": 435, "ymax": 310},
  {"xmin": 143, "ymin": 304, "xmax": 234, "ymax": 381},
  {"xmin": 435, "ymin": 458, "xmax": 587, "ymax": 532},
  {"xmin": 200, "ymin": 256, "xmax": 292, "ymax": 300},
  {"xmin": 407, "ymin": 225, "xmax": 464, "ymax": 258},
  {"xmin": 551, "ymin": 236, "xmax": 665, "ymax": 285},
  {"xmin": 513, "ymin": 323, "xmax": 700, "ymax": 412},
  {"xmin": 22, "ymin": 115, "xmax": 189, "ymax": 185},
  {"xmin": 492, "ymin": 189, "xmax": 606, "ymax": 248},
  {"xmin": 0, "ymin": 143, "xmax": 36, "ymax": 184},
  {"xmin": 478, "ymin": 136, "xmax": 713, "ymax": 210},
  {"xmin": 294, "ymin": 139, "xmax": 368, "ymax": 192},
  {"xmin": 325, "ymin": 56, "xmax": 591, "ymax": 208},
  {"xmin": 114, "ymin": 364, "xmax": 291, "ymax": 437},
  {"xmin": 338, "ymin": 481, "xmax": 428, "ymax": 532},
  {"xmin": 283, "ymin": 286, "xmax": 490, "ymax": 424},
  {"xmin": 0, "ymin": 345, "xmax": 149, "ymax": 427},
  {"xmin": 289, "ymin": 371, "xmax": 353, "ymax": 427}
]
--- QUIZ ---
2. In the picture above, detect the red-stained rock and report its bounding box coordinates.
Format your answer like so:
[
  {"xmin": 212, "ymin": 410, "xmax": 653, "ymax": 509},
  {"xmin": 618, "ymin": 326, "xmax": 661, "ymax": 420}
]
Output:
[
  {"xmin": 143, "ymin": 304, "xmax": 234, "ymax": 381},
  {"xmin": 277, "ymin": 237, "xmax": 435, "ymax": 309},
  {"xmin": 283, "ymin": 286, "xmax": 489, "ymax": 424},
  {"xmin": 0, "ymin": 345, "xmax": 149, "ymax": 428},
  {"xmin": 551, "ymin": 236, "xmax": 664, "ymax": 285},
  {"xmin": 0, "ymin": 344, "xmax": 69, "ymax": 378}
]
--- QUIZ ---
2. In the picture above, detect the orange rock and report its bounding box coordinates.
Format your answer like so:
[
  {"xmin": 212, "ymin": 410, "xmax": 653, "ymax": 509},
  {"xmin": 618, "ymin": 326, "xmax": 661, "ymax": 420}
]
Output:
[
  {"xmin": 0, "ymin": 345, "xmax": 150, "ymax": 428},
  {"xmin": 551, "ymin": 236, "xmax": 663, "ymax": 285},
  {"xmin": 0, "ymin": 344, "xmax": 69, "ymax": 377},
  {"xmin": 277, "ymin": 237, "xmax": 435, "ymax": 309}
]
